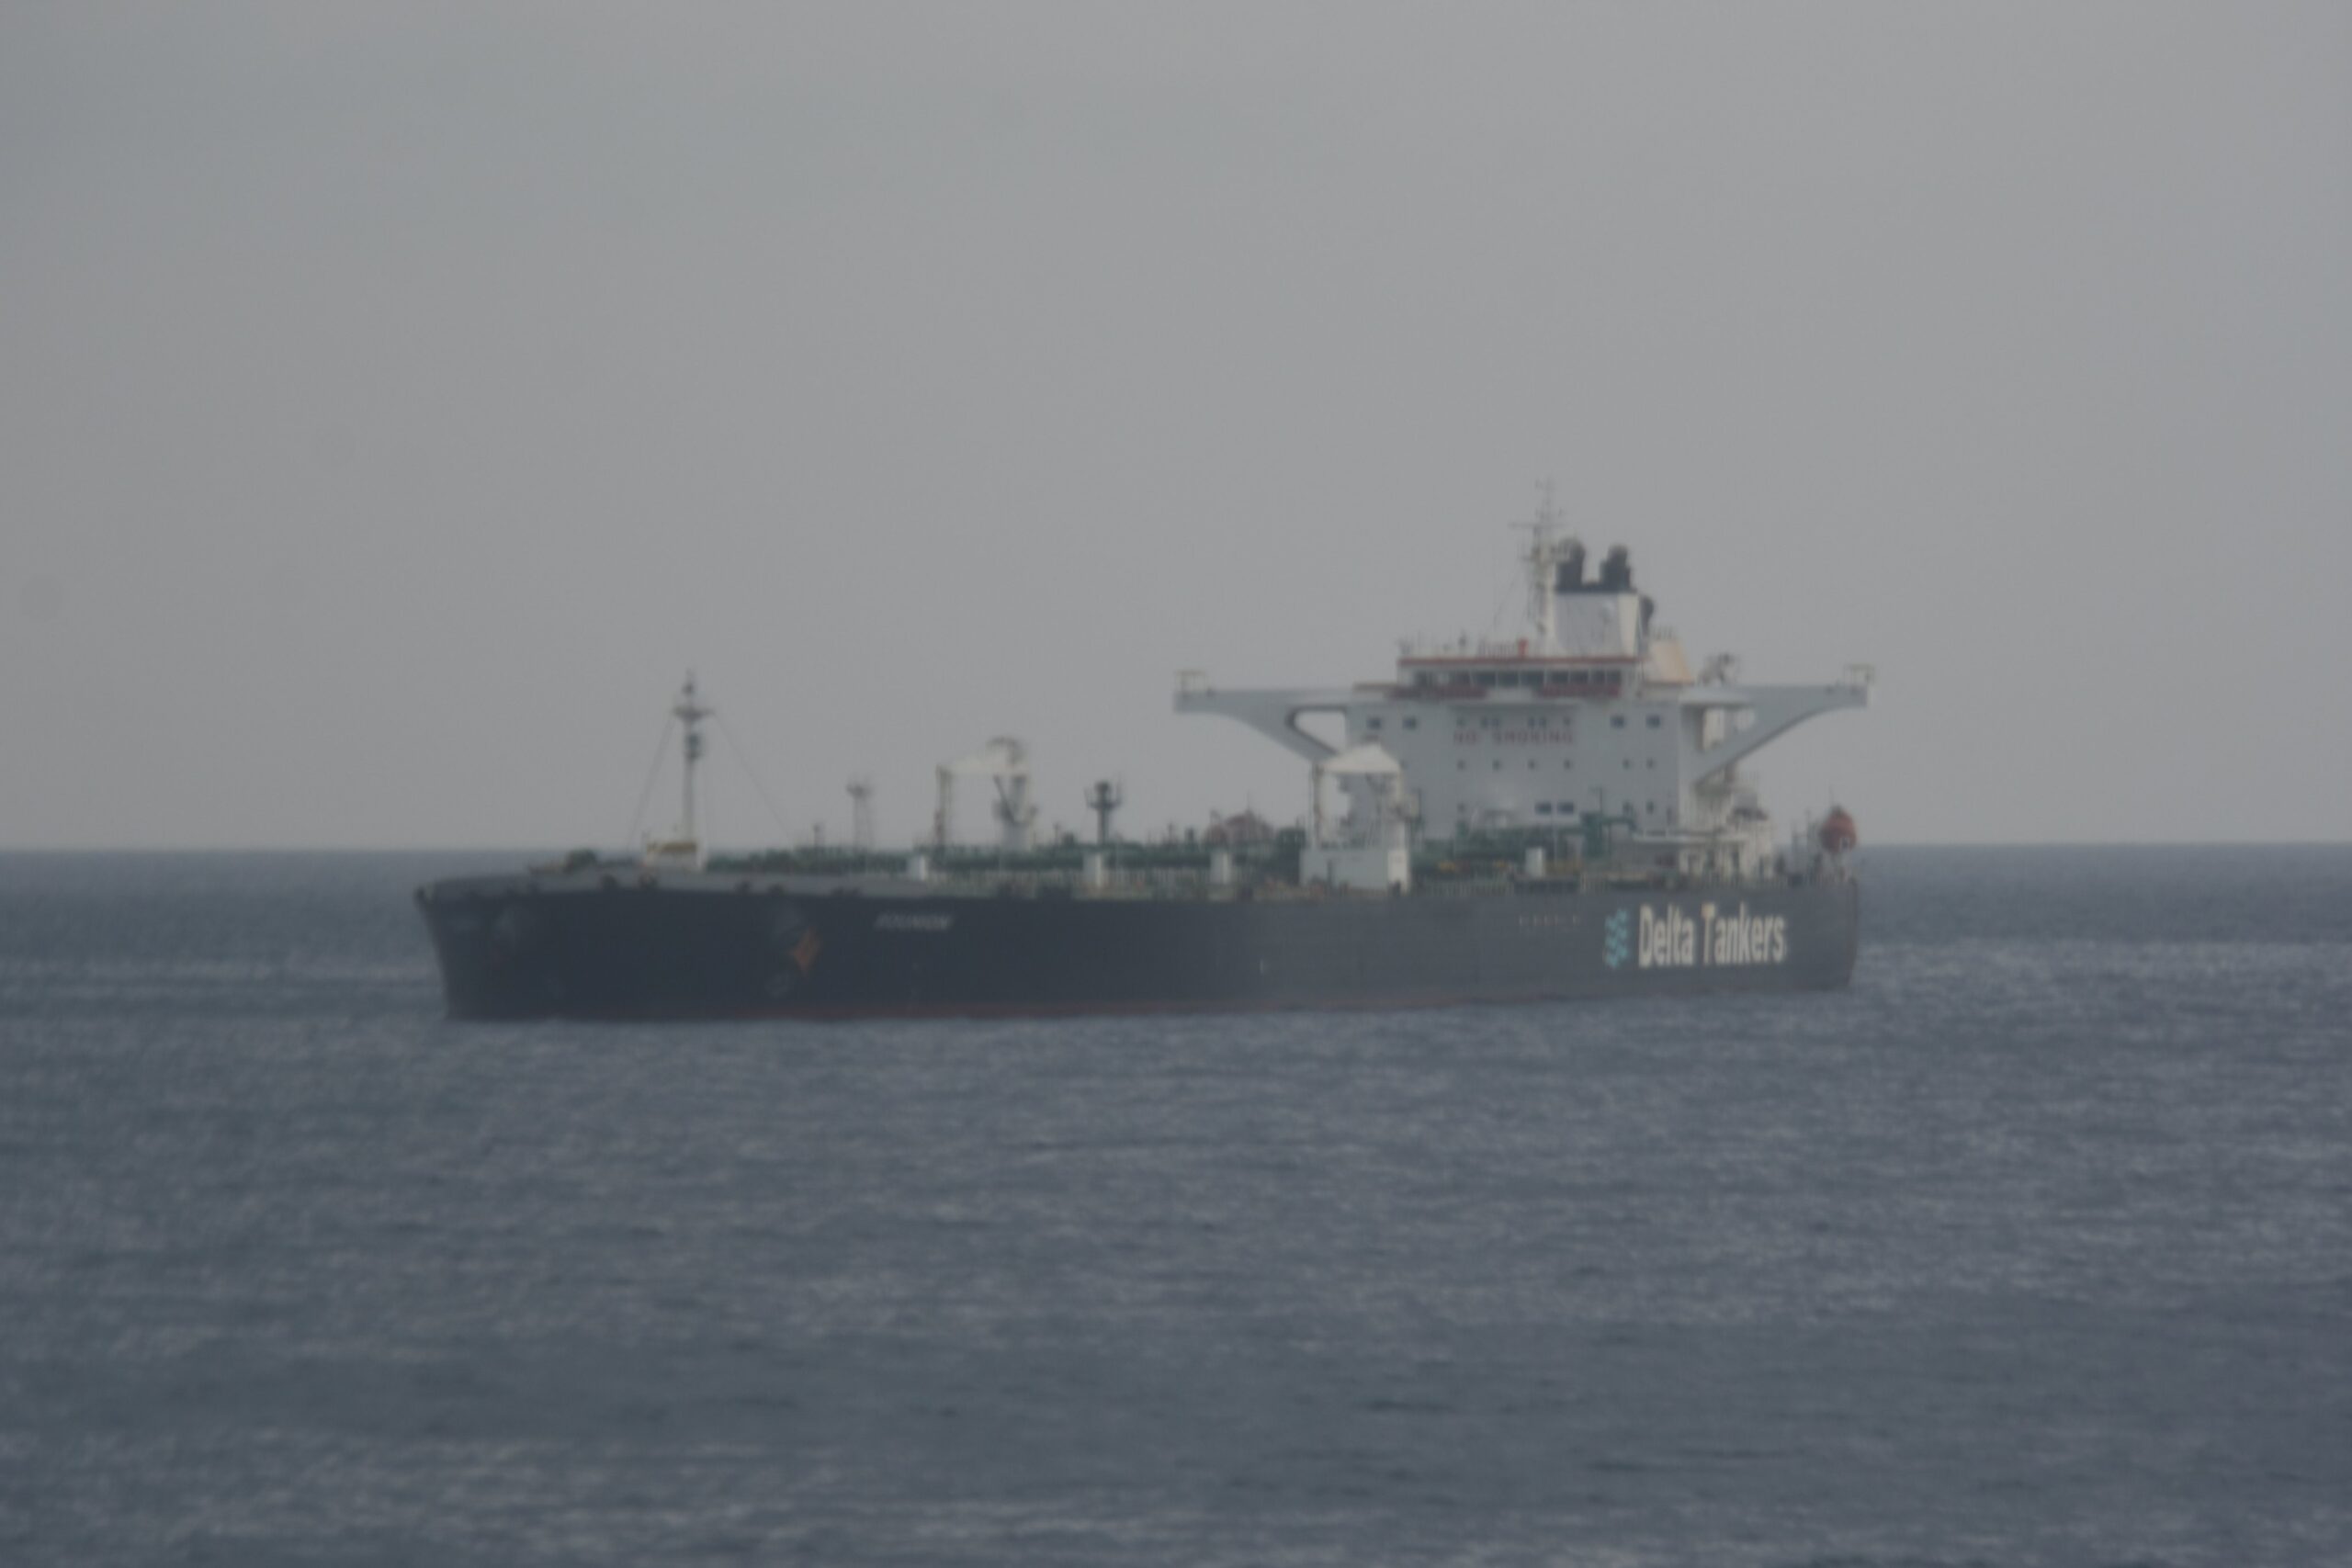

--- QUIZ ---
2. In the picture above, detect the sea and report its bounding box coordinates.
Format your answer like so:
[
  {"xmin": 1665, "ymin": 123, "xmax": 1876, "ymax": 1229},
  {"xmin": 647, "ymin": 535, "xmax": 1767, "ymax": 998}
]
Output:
[{"xmin": 2, "ymin": 847, "xmax": 2346, "ymax": 1567}]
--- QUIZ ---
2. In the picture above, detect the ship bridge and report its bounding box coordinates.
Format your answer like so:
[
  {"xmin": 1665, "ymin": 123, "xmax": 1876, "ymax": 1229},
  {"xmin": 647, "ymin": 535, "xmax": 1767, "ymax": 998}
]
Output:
[{"xmin": 1176, "ymin": 502, "xmax": 1870, "ymax": 874}]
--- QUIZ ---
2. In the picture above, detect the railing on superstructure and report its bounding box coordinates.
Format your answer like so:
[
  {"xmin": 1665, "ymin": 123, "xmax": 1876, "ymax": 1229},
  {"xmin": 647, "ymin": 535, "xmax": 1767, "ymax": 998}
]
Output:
[
  {"xmin": 711, "ymin": 818, "xmax": 1796, "ymax": 890},
  {"xmin": 1394, "ymin": 660, "xmax": 1633, "ymax": 698}
]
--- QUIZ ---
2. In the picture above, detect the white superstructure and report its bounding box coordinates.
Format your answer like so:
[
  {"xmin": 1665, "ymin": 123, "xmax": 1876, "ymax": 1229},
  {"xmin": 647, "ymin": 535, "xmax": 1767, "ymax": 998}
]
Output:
[{"xmin": 1176, "ymin": 498, "xmax": 1870, "ymax": 880}]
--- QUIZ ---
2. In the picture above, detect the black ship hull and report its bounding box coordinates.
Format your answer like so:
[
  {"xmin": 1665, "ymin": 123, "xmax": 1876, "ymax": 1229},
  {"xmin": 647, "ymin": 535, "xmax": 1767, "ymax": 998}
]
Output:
[{"xmin": 417, "ymin": 873, "xmax": 1860, "ymax": 1021}]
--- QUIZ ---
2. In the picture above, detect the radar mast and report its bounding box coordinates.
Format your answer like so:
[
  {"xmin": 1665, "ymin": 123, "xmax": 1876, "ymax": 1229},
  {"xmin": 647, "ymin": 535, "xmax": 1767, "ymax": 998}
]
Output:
[{"xmin": 1512, "ymin": 480, "xmax": 1577, "ymax": 650}]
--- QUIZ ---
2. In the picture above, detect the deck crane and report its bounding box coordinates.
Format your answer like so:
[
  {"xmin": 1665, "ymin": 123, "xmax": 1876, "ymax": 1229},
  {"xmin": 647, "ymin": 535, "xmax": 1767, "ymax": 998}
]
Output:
[{"xmin": 933, "ymin": 738, "xmax": 1037, "ymax": 852}]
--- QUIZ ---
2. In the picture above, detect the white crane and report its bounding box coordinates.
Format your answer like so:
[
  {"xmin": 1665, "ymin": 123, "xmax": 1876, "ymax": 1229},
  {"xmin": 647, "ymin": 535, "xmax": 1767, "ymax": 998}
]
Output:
[{"xmin": 934, "ymin": 738, "xmax": 1036, "ymax": 852}]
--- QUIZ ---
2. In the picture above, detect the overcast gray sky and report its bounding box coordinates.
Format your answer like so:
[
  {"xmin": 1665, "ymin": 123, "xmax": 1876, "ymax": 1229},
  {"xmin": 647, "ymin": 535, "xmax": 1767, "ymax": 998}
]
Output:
[{"xmin": 5, "ymin": 3, "xmax": 2346, "ymax": 850}]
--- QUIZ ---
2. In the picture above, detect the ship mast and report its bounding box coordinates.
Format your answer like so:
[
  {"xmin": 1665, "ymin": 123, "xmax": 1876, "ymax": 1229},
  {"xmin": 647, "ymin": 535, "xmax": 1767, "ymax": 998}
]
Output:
[
  {"xmin": 1514, "ymin": 481, "xmax": 1574, "ymax": 650},
  {"xmin": 673, "ymin": 671, "xmax": 711, "ymax": 856},
  {"xmin": 847, "ymin": 777, "xmax": 876, "ymax": 851}
]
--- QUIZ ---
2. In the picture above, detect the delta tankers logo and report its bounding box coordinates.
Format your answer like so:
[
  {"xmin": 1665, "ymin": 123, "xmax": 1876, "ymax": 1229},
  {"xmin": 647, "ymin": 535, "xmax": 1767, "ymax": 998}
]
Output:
[
  {"xmin": 1610, "ymin": 903, "xmax": 1791, "ymax": 970},
  {"xmin": 1602, "ymin": 909, "xmax": 1634, "ymax": 970}
]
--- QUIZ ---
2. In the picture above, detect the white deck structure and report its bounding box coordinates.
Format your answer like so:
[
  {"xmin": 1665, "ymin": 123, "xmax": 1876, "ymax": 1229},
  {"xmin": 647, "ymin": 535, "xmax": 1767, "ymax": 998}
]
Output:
[{"xmin": 1177, "ymin": 500, "xmax": 1870, "ymax": 880}]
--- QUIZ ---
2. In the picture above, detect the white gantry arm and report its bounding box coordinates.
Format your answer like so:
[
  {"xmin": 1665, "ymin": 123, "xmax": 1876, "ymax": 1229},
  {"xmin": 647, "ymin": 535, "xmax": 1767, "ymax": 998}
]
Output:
[
  {"xmin": 1680, "ymin": 674, "xmax": 1871, "ymax": 785},
  {"xmin": 1173, "ymin": 674, "xmax": 1358, "ymax": 763}
]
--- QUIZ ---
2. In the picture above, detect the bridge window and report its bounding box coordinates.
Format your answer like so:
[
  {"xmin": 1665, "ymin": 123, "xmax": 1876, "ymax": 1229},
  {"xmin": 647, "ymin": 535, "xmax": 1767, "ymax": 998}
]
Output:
[
  {"xmin": 1403, "ymin": 717, "xmax": 1418, "ymax": 730},
  {"xmin": 1611, "ymin": 715, "xmax": 1626, "ymax": 729},
  {"xmin": 1646, "ymin": 714, "xmax": 1662, "ymax": 728},
  {"xmin": 1365, "ymin": 717, "xmax": 1382, "ymax": 731}
]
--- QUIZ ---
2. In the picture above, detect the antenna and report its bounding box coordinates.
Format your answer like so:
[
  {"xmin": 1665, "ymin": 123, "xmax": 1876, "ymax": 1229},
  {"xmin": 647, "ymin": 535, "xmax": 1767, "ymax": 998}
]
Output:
[
  {"xmin": 847, "ymin": 777, "xmax": 875, "ymax": 851},
  {"xmin": 1084, "ymin": 779, "xmax": 1125, "ymax": 845}
]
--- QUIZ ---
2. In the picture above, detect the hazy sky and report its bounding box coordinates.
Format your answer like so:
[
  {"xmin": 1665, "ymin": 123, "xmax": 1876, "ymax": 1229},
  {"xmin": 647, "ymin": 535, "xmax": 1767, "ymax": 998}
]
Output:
[{"xmin": 6, "ymin": 3, "xmax": 2347, "ymax": 849}]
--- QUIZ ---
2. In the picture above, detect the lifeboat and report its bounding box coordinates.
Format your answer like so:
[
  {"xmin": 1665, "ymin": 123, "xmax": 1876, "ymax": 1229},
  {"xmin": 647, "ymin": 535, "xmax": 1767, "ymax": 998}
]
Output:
[{"xmin": 1818, "ymin": 807, "xmax": 1859, "ymax": 855}]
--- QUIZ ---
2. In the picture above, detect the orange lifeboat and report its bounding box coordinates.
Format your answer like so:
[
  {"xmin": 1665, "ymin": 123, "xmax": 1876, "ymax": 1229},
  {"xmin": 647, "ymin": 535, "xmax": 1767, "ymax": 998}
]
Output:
[{"xmin": 1818, "ymin": 807, "xmax": 1859, "ymax": 855}]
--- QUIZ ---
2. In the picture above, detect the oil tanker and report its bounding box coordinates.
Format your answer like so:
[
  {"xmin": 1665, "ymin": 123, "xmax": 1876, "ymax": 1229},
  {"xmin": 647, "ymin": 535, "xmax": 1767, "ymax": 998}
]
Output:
[{"xmin": 418, "ymin": 502, "xmax": 1871, "ymax": 1020}]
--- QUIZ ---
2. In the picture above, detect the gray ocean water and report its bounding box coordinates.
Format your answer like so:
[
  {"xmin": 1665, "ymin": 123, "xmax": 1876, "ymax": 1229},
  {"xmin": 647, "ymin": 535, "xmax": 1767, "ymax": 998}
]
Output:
[{"xmin": 1, "ymin": 847, "xmax": 2346, "ymax": 1566}]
